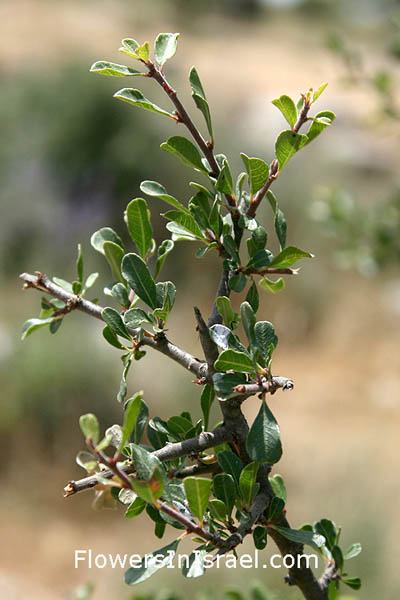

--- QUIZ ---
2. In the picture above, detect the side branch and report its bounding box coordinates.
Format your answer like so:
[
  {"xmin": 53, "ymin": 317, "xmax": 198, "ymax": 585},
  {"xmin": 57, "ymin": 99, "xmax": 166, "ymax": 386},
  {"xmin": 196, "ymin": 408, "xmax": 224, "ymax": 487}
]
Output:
[
  {"xmin": 64, "ymin": 427, "xmax": 232, "ymax": 497},
  {"xmin": 233, "ymin": 376, "xmax": 294, "ymax": 399},
  {"xmin": 20, "ymin": 272, "xmax": 207, "ymax": 379}
]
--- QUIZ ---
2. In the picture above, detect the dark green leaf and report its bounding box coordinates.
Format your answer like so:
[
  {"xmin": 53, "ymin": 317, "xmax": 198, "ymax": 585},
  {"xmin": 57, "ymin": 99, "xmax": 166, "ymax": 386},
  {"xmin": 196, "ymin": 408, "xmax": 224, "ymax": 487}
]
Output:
[
  {"xmin": 201, "ymin": 384, "xmax": 215, "ymax": 430},
  {"xmin": 342, "ymin": 577, "xmax": 361, "ymax": 590},
  {"xmin": 216, "ymin": 296, "xmax": 239, "ymax": 329},
  {"xmin": 161, "ymin": 136, "xmax": 208, "ymax": 174},
  {"xmin": 124, "ymin": 539, "xmax": 180, "ymax": 585},
  {"xmin": 331, "ymin": 545, "xmax": 344, "ymax": 571},
  {"xmin": 217, "ymin": 451, "xmax": 243, "ymax": 495},
  {"xmin": 154, "ymin": 33, "xmax": 179, "ymax": 67},
  {"xmin": 229, "ymin": 272, "xmax": 247, "ymax": 292},
  {"xmin": 254, "ymin": 321, "xmax": 277, "ymax": 359},
  {"xmin": 163, "ymin": 210, "xmax": 204, "ymax": 240},
  {"xmin": 214, "ymin": 349, "xmax": 254, "ymax": 373},
  {"xmin": 253, "ymin": 525, "xmax": 267, "ymax": 550},
  {"xmin": 246, "ymin": 401, "xmax": 282, "ymax": 464},
  {"xmin": 213, "ymin": 372, "xmax": 246, "ymax": 399},
  {"xmin": 189, "ymin": 67, "xmax": 213, "ymax": 137},
  {"xmin": 209, "ymin": 498, "xmax": 227, "ymax": 521},
  {"xmin": 272, "ymin": 525, "xmax": 325, "ymax": 549},
  {"xmin": 114, "ymin": 88, "xmax": 174, "ymax": 119},
  {"xmin": 245, "ymin": 281, "xmax": 259, "ymax": 313},
  {"xmin": 125, "ymin": 198, "xmax": 153, "ymax": 259},
  {"xmin": 313, "ymin": 519, "xmax": 338, "ymax": 551},
  {"xmin": 216, "ymin": 161, "xmax": 234, "ymax": 195},
  {"xmin": 240, "ymin": 301, "xmax": 256, "ymax": 346},
  {"xmin": 132, "ymin": 399, "xmax": 149, "ymax": 443},
  {"xmin": 147, "ymin": 417, "xmax": 169, "ymax": 450},
  {"xmin": 122, "ymin": 253, "xmax": 158, "ymax": 309},
  {"xmin": 76, "ymin": 243, "xmax": 83, "ymax": 284},
  {"xmin": 102, "ymin": 325, "xmax": 126, "ymax": 350},
  {"xmin": 275, "ymin": 130, "xmax": 308, "ymax": 170},
  {"xmin": 111, "ymin": 282, "xmax": 130, "ymax": 308},
  {"xmin": 268, "ymin": 496, "xmax": 285, "ymax": 521},
  {"xmin": 267, "ymin": 190, "xmax": 287, "ymax": 250},
  {"xmin": 90, "ymin": 60, "xmax": 144, "ymax": 77},
  {"xmin": 272, "ymin": 94, "xmax": 298, "ymax": 128},
  {"xmin": 102, "ymin": 307, "xmax": 131, "ymax": 340},
  {"xmin": 213, "ymin": 473, "xmax": 236, "ymax": 515},
  {"xmin": 124, "ymin": 308, "xmax": 152, "ymax": 329}
]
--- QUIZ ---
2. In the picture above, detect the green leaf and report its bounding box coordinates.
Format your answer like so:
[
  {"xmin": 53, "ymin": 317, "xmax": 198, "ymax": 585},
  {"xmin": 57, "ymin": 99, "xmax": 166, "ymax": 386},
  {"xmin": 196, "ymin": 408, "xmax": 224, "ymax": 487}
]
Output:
[
  {"xmin": 122, "ymin": 253, "xmax": 158, "ymax": 309},
  {"xmin": 83, "ymin": 272, "xmax": 99, "ymax": 293},
  {"xmin": 216, "ymin": 296, "xmax": 239, "ymax": 329},
  {"xmin": 239, "ymin": 462, "xmax": 259, "ymax": 508},
  {"xmin": 217, "ymin": 451, "xmax": 243, "ymax": 495},
  {"xmin": 245, "ymin": 281, "xmax": 259, "ymax": 313},
  {"xmin": 161, "ymin": 136, "xmax": 208, "ymax": 174},
  {"xmin": 79, "ymin": 413, "xmax": 100, "ymax": 444},
  {"xmin": 223, "ymin": 234, "xmax": 240, "ymax": 264},
  {"xmin": 209, "ymin": 498, "xmax": 227, "ymax": 522},
  {"xmin": 213, "ymin": 473, "xmax": 236, "ymax": 516},
  {"xmin": 268, "ymin": 496, "xmax": 285, "ymax": 521},
  {"xmin": 182, "ymin": 549, "xmax": 208, "ymax": 578},
  {"xmin": 125, "ymin": 496, "xmax": 146, "ymax": 518},
  {"xmin": 154, "ymin": 33, "xmax": 180, "ymax": 67},
  {"xmin": 111, "ymin": 282, "xmax": 130, "ymax": 308},
  {"xmin": 21, "ymin": 317, "xmax": 54, "ymax": 340},
  {"xmin": 102, "ymin": 325, "xmax": 126, "ymax": 350},
  {"xmin": 90, "ymin": 60, "xmax": 144, "ymax": 77},
  {"xmin": 209, "ymin": 324, "xmax": 246, "ymax": 353},
  {"xmin": 269, "ymin": 246, "xmax": 314, "ymax": 268},
  {"xmin": 246, "ymin": 400, "xmax": 282, "ymax": 464},
  {"xmin": 216, "ymin": 161, "xmax": 234, "ymax": 195},
  {"xmin": 103, "ymin": 241, "xmax": 124, "ymax": 282},
  {"xmin": 125, "ymin": 198, "xmax": 153, "ymax": 259},
  {"xmin": 140, "ymin": 180, "xmax": 190, "ymax": 214},
  {"xmin": 155, "ymin": 240, "xmax": 175, "ymax": 277},
  {"xmin": 313, "ymin": 519, "xmax": 338, "ymax": 551},
  {"xmin": 53, "ymin": 277, "xmax": 73, "ymax": 293},
  {"xmin": 259, "ymin": 277, "xmax": 285, "ymax": 294},
  {"xmin": 120, "ymin": 392, "xmax": 143, "ymax": 449},
  {"xmin": 137, "ymin": 41, "xmax": 150, "ymax": 61},
  {"xmin": 131, "ymin": 466, "xmax": 165, "ymax": 504},
  {"xmin": 343, "ymin": 543, "xmax": 362, "ymax": 560},
  {"xmin": 229, "ymin": 272, "xmax": 247, "ymax": 292},
  {"xmin": 214, "ymin": 349, "xmax": 254, "ymax": 373},
  {"xmin": 273, "ymin": 525, "xmax": 325, "ymax": 549},
  {"xmin": 102, "ymin": 307, "xmax": 131, "ymax": 340},
  {"xmin": 275, "ymin": 130, "xmax": 308, "ymax": 170},
  {"xmin": 253, "ymin": 525, "xmax": 267, "ymax": 550},
  {"xmin": 119, "ymin": 38, "xmax": 140, "ymax": 59},
  {"xmin": 272, "ymin": 95, "xmax": 298, "ymax": 128},
  {"xmin": 147, "ymin": 417, "xmax": 169, "ymax": 450},
  {"xmin": 269, "ymin": 474, "xmax": 286, "ymax": 502},
  {"xmin": 201, "ymin": 384, "xmax": 215, "ymax": 430},
  {"xmin": 90, "ymin": 227, "xmax": 123, "ymax": 254},
  {"xmin": 183, "ymin": 477, "xmax": 212, "ymax": 523},
  {"xmin": 114, "ymin": 88, "xmax": 174, "ymax": 119},
  {"xmin": 312, "ymin": 82, "xmax": 328, "ymax": 103},
  {"xmin": 267, "ymin": 190, "xmax": 287, "ymax": 250},
  {"xmin": 132, "ymin": 399, "xmax": 149, "ymax": 444},
  {"xmin": 189, "ymin": 67, "xmax": 213, "ymax": 137},
  {"xmin": 118, "ymin": 353, "xmax": 133, "ymax": 404},
  {"xmin": 125, "ymin": 539, "xmax": 180, "ymax": 585},
  {"xmin": 240, "ymin": 301, "xmax": 256, "ymax": 346},
  {"xmin": 213, "ymin": 372, "xmax": 246, "ymax": 399},
  {"xmin": 163, "ymin": 210, "xmax": 204, "ymax": 240},
  {"xmin": 342, "ymin": 577, "xmax": 361, "ymax": 590},
  {"xmin": 124, "ymin": 308, "xmax": 152, "ymax": 329},
  {"xmin": 254, "ymin": 321, "xmax": 277, "ymax": 359},
  {"xmin": 240, "ymin": 153, "xmax": 269, "ymax": 195},
  {"xmin": 331, "ymin": 545, "xmax": 344, "ymax": 571},
  {"xmin": 130, "ymin": 444, "xmax": 163, "ymax": 480},
  {"xmin": 306, "ymin": 110, "xmax": 336, "ymax": 144}
]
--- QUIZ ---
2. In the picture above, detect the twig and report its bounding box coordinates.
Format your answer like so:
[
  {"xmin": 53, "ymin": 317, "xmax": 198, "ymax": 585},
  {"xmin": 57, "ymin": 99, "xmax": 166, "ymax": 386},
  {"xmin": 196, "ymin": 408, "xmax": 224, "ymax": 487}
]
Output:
[
  {"xmin": 194, "ymin": 306, "xmax": 219, "ymax": 376},
  {"xmin": 240, "ymin": 267, "xmax": 298, "ymax": 276},
  {"xmin": 20, "ymin": 272, "xmax": 207, "ymax": 379},
  {"xmin": 64, "ymin": 427, "xmax": 231, "ymax": 497},
  {"xmin": 233, "ymin": 376, "xmax": 294, "ymax": 399},
  {"xmin": 158, "ymin": 501, "xmax": 221, "ymax": 546}
]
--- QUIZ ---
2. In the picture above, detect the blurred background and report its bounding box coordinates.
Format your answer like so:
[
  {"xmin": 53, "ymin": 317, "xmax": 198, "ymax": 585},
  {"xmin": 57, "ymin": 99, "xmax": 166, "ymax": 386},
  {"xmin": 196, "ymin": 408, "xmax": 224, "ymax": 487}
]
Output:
[{"xmin": 1, "ymin": 0, "xmax": 399, "ymax": 598}]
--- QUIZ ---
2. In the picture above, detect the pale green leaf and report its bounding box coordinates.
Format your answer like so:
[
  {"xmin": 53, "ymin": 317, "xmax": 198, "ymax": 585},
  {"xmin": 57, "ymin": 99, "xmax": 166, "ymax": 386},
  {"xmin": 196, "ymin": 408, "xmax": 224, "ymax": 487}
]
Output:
[
  {"xmin": 272, "ymin": 94, "xmax": 298, "ymax": 128},
  {"xmin": 161, "ymin": 136, "xmax": 208, "ymax": 174},
  {"xmin": 269, "ymin": 245, "xmax": 314, "ymax": 268},
  {"xmin": 154, "ymin": 33, "xmax": 180, "ymax": 67},
  {"xmin": 125, "ymin": 198, "xmax": 153, "ymax": 259},
  {"xmin": 275, "ymin": 130, "xmax": 308, "ymax": 170},
  {"xmin": 183, "ymin": 477, "xmax": 212, "ymax": 523},
  {"xmin": 114, "ymin": 88, "xmax": 174, "ymax": 119},
  {"xmin": 90, "ymin": 60, "xmax": 144, "ymax": 77},
  {"xmin": 214, "ymin": 349, "xmax": 254, "ymax": 373},
  {"xmin": 240, "ymin": 153, "xmax": 269, "ymax": 195}
]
